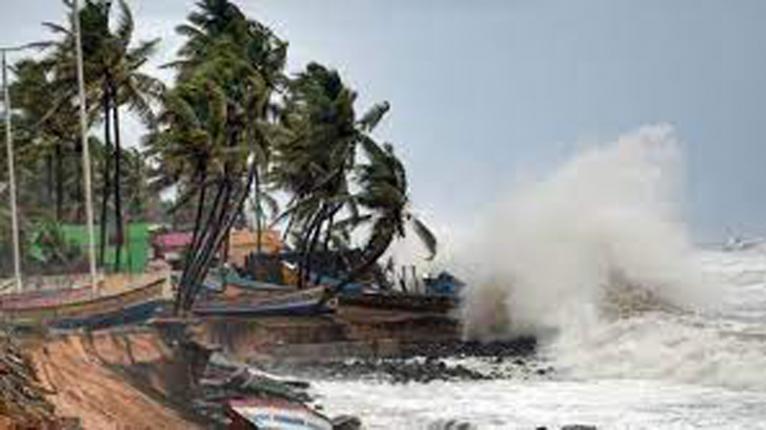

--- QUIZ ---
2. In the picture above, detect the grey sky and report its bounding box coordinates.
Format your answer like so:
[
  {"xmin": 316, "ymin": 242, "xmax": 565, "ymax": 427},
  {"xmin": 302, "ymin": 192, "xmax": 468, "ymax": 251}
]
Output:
[{"xmin": 2, "ymin": 0, "xmax": 765, "ymax": 241}]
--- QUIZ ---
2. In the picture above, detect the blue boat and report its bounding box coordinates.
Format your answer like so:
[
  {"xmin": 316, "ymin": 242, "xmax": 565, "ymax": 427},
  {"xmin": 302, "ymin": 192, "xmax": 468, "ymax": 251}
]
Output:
[{"xmin": 192, "ymin": 286, "xmax": 335, "ymax": 317}]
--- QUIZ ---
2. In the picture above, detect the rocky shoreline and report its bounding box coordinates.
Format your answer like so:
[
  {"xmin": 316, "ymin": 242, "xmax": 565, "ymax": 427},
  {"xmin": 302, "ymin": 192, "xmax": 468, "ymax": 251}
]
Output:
[
  {"xmin": 265, "ymin": 337, "xmax": 555, "ymax": 384},
  {"xmin": 257, "ymin": 338, "xmax": 600, "ymax": 430}
]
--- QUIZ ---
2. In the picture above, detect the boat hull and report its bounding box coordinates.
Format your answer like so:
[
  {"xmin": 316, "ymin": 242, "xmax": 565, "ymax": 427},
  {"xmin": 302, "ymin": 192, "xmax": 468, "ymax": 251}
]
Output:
[
  {"xmin": 0, "ymin": 277, "xmax": 170, "ymax": 330},
  {"xmin": 193, "ymin": 286, "xmax": 334, "ymax": 317},
  {"xmin": 50, "ymin": 299, "xmax": 169, "ymax": 330}
]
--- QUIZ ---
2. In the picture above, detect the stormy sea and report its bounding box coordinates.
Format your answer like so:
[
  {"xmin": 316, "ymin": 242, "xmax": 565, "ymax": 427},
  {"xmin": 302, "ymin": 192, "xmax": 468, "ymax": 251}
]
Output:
[{"xmin": 306, "ymin": 126, "xmax": 766, "ymax": 429}]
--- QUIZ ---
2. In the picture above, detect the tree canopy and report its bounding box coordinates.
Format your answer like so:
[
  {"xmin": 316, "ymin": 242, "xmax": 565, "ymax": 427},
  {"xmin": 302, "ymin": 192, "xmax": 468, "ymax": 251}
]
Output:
[{"xmin": 2, "ymin": 0, "xmax": 436, "ymax": 309}]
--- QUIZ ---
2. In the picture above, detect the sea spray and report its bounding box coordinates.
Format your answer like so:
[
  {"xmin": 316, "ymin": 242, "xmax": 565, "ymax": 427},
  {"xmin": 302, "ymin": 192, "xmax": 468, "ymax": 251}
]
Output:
[
  {"xmin": 454, "ymin": 125, "xmax": 766, "ymax": 390},
  {"xmin": 459, "ymin": 125, "xmax": 713, "ymax": 340}
]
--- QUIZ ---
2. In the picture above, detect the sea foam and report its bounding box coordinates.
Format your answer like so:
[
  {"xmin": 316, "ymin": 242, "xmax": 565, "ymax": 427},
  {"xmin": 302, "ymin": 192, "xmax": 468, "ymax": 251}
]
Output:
[{"xmin": 459, "ymin": 124, "xmax": 714, "ymax": 340}]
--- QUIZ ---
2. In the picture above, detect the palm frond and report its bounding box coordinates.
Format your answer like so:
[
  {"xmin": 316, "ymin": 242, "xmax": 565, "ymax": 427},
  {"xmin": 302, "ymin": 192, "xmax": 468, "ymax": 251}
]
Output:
[
  {"xmin": 115, "ymin": 0, "xmax": 135, "ymax": 48},
  {"xmin": 410, "ymin": 216, "xmax": 437, "ymax": 260},
  {"xmin": 358, "ymin": 101, "xmax": 390, "ymax": 132}
]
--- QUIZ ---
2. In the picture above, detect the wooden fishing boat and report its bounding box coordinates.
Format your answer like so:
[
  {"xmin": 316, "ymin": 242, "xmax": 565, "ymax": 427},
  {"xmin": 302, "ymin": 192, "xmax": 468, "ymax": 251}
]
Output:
[
  {"xmin": 0, "ymin": 275, "xmax": 172, "ymax": 330},
  {"xmin": 227, "ymin": 397, "xmax": 333, "ymax": 430},
  {"xmin": 193, "ymin": 286, "xmax": 335, "ymax": 317},
  {"xmin": 0, "ymin": 284, "xmax": 94, "ymax": 310},
  {"xmin": 203, "ymin": 268, "xmax": 295, "ymax": 294}
]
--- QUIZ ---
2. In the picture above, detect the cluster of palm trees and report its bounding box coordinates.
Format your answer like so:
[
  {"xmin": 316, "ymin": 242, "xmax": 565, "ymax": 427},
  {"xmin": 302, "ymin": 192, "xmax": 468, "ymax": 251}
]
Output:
[
  {"xmin": 1, "ymin": 0, "xmax": 162, "ymax": 274},
  {"xmin": 2, "ymin": 0, "xmax": 435, "ymax": 309}
]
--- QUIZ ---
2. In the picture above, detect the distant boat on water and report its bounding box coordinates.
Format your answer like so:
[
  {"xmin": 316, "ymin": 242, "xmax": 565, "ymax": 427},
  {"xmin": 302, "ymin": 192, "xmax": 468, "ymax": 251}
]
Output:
[{"xmin": 723, "ymin": 235, "xmax": 766, "ymax": 251}]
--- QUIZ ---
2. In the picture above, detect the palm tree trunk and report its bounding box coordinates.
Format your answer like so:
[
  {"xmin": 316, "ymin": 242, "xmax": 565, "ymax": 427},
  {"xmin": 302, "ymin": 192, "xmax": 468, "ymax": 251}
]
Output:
[
  {"xmin": 254, "ymin": 166, "xmax": 263, "ymax": 254},
  {"xmin": 295, "ymin": 210, "xmax": 319, "ymax": 289},
  {"xmin": 46, "ymin": 155, "xmax": 54, "ymax": 208},
  {"xmin": 175, "ymin": 174, "xmax": 229, "ymax": 311},
  {"xmin": 112, "ymin": 97, "xmax": 124, "ymax": 271},
  {"xmin": 322, "ymin": 202, "xmax": 343, "ymax": 253},
  {"xmin": 281, "ymin": 203, "xmax": 298, "ymax": 243},
  {"xmin": 174, "ymin": 177, "xmax": 222, "ymax": 314},
  {"xmin": 180, "ymin": 162, "xmax": 258, "ymax": 313},
  {"xmin": 188, "ymin": 171, "xmax": 207, "ymax": 258},
  {"xmin": 303, "ymin": 205, "xmax": 330, "ymax": 287},
  {"xmin": 298, "ymin": 204, "xmax": 331, "ymax": 288},
  {"xmin": 321, "ymin": 226, "xmax": 395, "ymax": 304},
  {"xmin": 214, "ymin": 178, "xmax": 232, "ymax": 265},
  {"xmin": 55, "ymin": 143, "xmax": 64, "ymax": 221},
  {"xmin": 98, "ymin": 87, "xmax": 112, "ymax": 268},
  {"xmin": 323, "ymin": 213, "xmax": 335, "ymax": 252}
]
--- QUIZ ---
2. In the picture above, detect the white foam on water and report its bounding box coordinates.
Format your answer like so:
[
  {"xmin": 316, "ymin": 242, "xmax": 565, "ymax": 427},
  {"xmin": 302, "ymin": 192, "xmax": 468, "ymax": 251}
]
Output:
[
  {"xmin": 311, "ymin": 378, "xmax": 766, "ymax": 429},
  {"xmin": 455, "ymin": 125, "xmax": 766, "ymax": 391},
  {"xmin": 306, "ymin": 126, "xmax": 766, "ymax": 428}
]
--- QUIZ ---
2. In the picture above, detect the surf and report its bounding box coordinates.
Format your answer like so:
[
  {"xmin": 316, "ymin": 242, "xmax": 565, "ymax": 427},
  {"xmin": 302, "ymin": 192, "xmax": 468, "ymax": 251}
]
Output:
[{"xmin": 455, "ymin": 125, "xmax": 766, "ymax": 390}]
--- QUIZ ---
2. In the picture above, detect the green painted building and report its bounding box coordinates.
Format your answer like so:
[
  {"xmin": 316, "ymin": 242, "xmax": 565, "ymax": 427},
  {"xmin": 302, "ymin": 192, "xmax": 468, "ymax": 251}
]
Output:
[{"xmin": 58, "ymin": 223, "xmax": 151, "ymax": 273}]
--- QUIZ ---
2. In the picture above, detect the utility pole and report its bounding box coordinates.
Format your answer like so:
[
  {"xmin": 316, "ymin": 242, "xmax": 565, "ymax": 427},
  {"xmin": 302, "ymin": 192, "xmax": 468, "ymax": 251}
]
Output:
[
  {"xmin": 72, "ymin": 0, "xmax": 99, "ymax": 294},
  {"xmin": 1, "ymin": 49, "xmax": 22, "ymax": 293}
]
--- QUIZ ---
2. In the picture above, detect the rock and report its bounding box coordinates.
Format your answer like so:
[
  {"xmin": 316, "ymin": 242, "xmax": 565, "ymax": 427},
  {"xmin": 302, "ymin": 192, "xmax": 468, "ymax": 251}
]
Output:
[
  {"xmin": 428, "ymin": 419, "xmax": 475, "ymax": 429},
  {"xmin": 332, "ymin": 415, "xmax": 362, "ymax": 430}
]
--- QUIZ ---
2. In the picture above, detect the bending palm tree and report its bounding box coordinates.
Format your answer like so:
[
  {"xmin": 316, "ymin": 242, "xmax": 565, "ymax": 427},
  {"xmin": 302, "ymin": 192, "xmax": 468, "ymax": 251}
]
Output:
[{"xmin": 324, "ymin": 138, "xmax": 436, "ymax": 299}]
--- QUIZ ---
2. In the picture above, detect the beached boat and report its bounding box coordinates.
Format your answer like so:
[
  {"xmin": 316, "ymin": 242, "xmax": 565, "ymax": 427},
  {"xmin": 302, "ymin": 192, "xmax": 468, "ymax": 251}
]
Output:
[
  {"xmin": 0, "ymin": 275, "xmax": 172, "ymax": 329},
  {"xmin": 203, "ymin": 268, "xmax": 295, "ymax": 294},
  {"xmin": 193, "ymin": 286, "xmax": 335, "ymax": 317},
  {"xmin": 227, "ymin": 397, "xmax": 333, "ymax": 430},
  {"xmin": 0, "ymin": 285, "xmax": 92, "ymax": 310}
]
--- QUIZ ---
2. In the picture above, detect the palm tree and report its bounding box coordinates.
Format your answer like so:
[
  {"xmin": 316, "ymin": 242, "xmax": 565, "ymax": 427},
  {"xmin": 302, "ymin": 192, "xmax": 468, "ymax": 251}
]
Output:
[
  {"xmin": 272, "ymin": 63, "xmax": 402, "ymax": 287},
  {"xmin": 41, "ymin": 0, "xmax": 163, "ymax": 270},
  {"xmin": 148, "ymin": 65, "xmax": 261, "ymax": 312},
  {"xmin": 153, "ymin": 0, "xmax": 286, "ymax": 312},
  {"xmin": 169, "ymin": 0, "xmax": 286, "ymax": 254},
  {"xmin": 326, "ymin": 138, "xmax": 436, "ymax": 297},
  {"xmin": 9, "ymin": 58, "xmax": 84, "ymax": 222},
  {"xmin": 93, "ymin": 0, "xmax": 163, "ymax": 270},
  {"xmin": 147, "ymin": 79, "xmax": 227, "ymax": 244}
]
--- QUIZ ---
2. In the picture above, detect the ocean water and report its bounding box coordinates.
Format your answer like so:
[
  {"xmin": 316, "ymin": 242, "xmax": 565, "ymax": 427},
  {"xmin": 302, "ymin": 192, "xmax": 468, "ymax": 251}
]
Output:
[
  {"xmin": 307, "ymin": 128, "xmax": 766, "ymax": 429},
  {"xmin": 309, "ymin": 248, "xmax": 766, "ymax": 429}
]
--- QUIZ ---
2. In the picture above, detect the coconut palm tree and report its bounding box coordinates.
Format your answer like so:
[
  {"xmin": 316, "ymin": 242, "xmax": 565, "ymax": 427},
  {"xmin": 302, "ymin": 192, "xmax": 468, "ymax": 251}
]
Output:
[
  {"xmin": 148, "ymin": 63, "xmax": 264, "ymax": 311},
  {"xmin": 8, "ymin": 58, "xmax": 83, "ymax": 222},
  {"xmin": 326, "ymin": 138, "xmax": 436, "ymax": 297},
  {"xmin": 92, "ymin": 0, "xmax": 163, "ymax": 269},
  {"xmin": 272, "ymin": 62, "xmax": 402, "ymax": 287},
  {"xmin": 153, "ymin": 0, "xmax": 287, "ymax": 312},
  {"xmin": 169, "ymin": 0, "xmax": 286, "ymax": 254},
  {"xmin": 40, "ymin": 0, "xmax": 163, "ymax": 270}
]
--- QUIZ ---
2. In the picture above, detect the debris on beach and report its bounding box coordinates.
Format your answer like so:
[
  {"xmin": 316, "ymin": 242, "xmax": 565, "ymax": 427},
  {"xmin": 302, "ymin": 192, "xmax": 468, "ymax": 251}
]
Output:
[{"xmin": 195, "ymin": 352, "xmax": 358, "ymax": 429}]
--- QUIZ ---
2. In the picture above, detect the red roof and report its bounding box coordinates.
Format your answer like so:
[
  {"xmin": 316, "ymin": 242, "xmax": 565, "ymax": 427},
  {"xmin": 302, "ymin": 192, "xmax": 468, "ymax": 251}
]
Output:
[{"xmin": 153, "ymin": 232, "xmax": 193, "ymax": 249}]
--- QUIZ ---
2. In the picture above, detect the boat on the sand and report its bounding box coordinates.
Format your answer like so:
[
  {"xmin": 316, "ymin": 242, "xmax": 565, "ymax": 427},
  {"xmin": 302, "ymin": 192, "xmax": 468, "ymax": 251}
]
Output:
[
  {"xmin": 192, "ymin": 286, "xmax": 335, "ymax": 317},
  {"xmin": 0, "ymin": 274, "xmax": 172, "ymax": 329}
]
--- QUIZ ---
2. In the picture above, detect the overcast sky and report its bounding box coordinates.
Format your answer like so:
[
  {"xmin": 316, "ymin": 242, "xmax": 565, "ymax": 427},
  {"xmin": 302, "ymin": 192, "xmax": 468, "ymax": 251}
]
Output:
[{"xmin": 2, "ymin": 0, "xmax": 766, "ymax": 242}]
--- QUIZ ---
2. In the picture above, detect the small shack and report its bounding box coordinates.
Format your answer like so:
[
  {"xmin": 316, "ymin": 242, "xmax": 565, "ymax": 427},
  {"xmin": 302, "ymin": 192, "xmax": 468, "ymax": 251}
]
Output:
[
  {"xmin": 151, "ymin": 231, "xmax": 193, "ymax": 269},
  {"xmin": 228, "ymin": 229, "xmax": 282, "ymax": 267}
]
